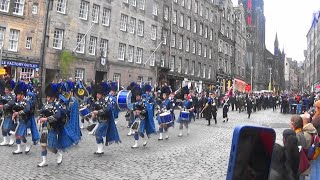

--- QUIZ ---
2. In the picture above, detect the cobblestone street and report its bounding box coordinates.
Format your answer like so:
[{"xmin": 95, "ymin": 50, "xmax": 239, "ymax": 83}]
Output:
[{"xmin": 0, "ymin": 108, "xmax": 291, "ymax": 180}]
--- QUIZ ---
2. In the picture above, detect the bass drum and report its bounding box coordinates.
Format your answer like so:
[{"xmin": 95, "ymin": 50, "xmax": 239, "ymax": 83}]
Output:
[{"xmin": 117, "ymin": 90, "xmax": 132, "ymax": 109}]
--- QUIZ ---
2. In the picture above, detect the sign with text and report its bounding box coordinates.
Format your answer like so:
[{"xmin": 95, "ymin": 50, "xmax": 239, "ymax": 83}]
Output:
[{"xmin": 1, "ymin": 59, "xmax": 39, "ymax": 69}]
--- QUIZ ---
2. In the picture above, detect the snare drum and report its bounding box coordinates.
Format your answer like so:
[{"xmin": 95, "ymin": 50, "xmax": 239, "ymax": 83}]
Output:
[
  {"xmin": 117, "ymin": 90, "xmax": 132, "ymax": 109},
  {"xmin": 179, "ymin": 111, "xmax": 190, "ymax": 121},
  {"xmin": 79, "ymin": 107, "xmax": 90, "ymax": 117},
  {"xmin": 159, "ymin": 112, "xmax": 173, "ymax": 124}
]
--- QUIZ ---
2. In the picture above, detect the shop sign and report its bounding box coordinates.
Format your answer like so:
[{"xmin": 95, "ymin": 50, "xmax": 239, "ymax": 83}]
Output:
[{"xmin": 1, "ymin": 59, "xmax": 39, "ymax": 69}]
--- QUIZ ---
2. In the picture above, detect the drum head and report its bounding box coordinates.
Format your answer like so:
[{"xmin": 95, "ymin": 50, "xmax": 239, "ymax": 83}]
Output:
[
  {"xmin": 79, "ymin": 107, "xmax": 87, "ymax": 111},
  {"xmin": 160, "ymin": 112, "xmax": 170, "ymax": 116}
]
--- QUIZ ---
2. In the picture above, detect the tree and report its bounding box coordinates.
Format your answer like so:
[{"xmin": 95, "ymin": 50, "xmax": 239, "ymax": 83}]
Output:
[{"xmin": 59, "ymin": 50, "xmax": 75, "ymax": 79}]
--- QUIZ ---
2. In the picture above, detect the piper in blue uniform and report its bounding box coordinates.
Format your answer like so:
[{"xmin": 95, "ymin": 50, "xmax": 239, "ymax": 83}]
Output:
[
  {"xmin": 0, "ymin": 79, "xmax": 16, "ymax": 146},
  {"xmin": 177, "ymin": 87, "xmax": 194, "ymax": 137},
  {"xmin": 11, "ymin": 81, "xmax": 34, "ymax": 154},
  {"xmin": 157, "ymin": 85, "xmax": 174, "ymax": 140},
  {"xmin": 107, "ymin": 81, "xmax": 120, "ymax": 125},
  {"xmin": 127, "ymin": 82, "xmax": 141, "ymax": 136},
  {"xmin": 37, "ymin": 83, "xmax": 76, "ymax": 167},
  {"xmin": 90, "ymin": 82, "xmax": 121, "ymax": 155},
  {"xmin": 25, "ymin": 83, "xmax": 40, "ymax": 145}
]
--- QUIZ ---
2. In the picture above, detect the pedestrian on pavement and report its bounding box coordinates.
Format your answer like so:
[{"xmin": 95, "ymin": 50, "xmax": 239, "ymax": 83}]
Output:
[{"xmin": 309, "ymin": 100, "xmax": 320, "ymax": 179}]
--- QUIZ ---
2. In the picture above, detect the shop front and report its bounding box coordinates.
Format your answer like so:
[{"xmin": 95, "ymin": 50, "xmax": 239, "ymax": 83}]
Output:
[{"xmin": 1, "ymin": 59, "xmax": 39, "ymax": 81}]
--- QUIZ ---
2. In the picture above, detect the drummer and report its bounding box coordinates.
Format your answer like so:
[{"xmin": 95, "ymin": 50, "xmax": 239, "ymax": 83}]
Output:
[
  {"xmin": 177, "ymin": 86, "xmax": 194, "ymax": 137},
  {"xmin": 157, "ymin": 85, "xmax": 174, "ymax": 140}
]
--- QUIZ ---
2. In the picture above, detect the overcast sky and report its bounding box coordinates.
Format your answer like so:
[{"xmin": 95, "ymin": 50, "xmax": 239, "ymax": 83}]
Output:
[{"xmin": 232, "ymin": 0, "xmax": 320, "ymax": 62}]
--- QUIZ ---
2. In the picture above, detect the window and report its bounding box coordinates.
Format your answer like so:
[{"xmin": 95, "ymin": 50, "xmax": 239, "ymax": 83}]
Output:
[
  {"xmin": 102, "ymin": 8, "xmax": 111, "ymax": 26},
  {"xmin": 13, "ymin": 0, "xmax": 25, "ymax": 15},
  {"xmin": 205, "ymin": 7, "xmax": 209, "ymax": 19},
  {"xmin": 180, "ymin": 13, "xmax": 184, "ymax": 27},
  {"xmin": 208, "ymin": 65, "xmax": 211, "ymax": 78},
  {"xmin": 178, "ymin": 57, "xmax": 182, "ymax": 73},
  {"xmin": 193, "ymin": 20, "xmax": 197, "ymax": 33},
  {"xmin": 113, "ymin": 74, "xmax": 121, "ymax": 86},
  {"xmin": 209, "ymin": 47, "xmax": 212, "ymax": 59},
  {"xmin": 88, "ymin": 36, "xmax": 97, "ymax": 55},
  {"xmin": 118, "ymin": 43, "xmax": 126, "ymax": 60},
  {"xmin": 200, "ymin": 3, "xmax": 203, "ymax": 16},
  {"xmin": 203, "ymin": 64, "xmax": 206, "ymax": 78},
  {"xmin": 198, "ymin": 62, "xmax": 201, "ymax": 77},
  {"xmin": 198, "ymin": 43, "xmax": 202, "ymax": 56},
  {"xmin": 138, "ymin": 0, "xmax": 145, "ymax": 10},
  {"xmin": 150, "ymin": 52, "xmax": 155, "ymax": 66},
  {"xmin": 56, "ymin": 0, "xmax": 66, "ymax": 14},
  {"xmin": 194, "ymin": 0, "xmax": 198, "ymax": 14},
  {"xmin": 76, "ymin": 33, "xmax": 85, "ymax": 53},
  {"xmin": 137, "ymin": 20, "xmax": 144, "ymax": 36},
  {"xmin": 153, "ymin": 2, "xmax": 158, "ymax": 16},
  {"xmin": 173, "ymin": 10, "xmax": 177, "ymax": 25},
  {"xmin": 79, "ymin": 1, "xmax": 89, "ymax": 20},
  {"xmin": 161, "ymin": 54, "xmax": 165, "ymax": 67},
  {"xmin": 191, "ymin": 61, "xmax": 195, "ymax": 75},
  {"xmin": 136, "ymin": 47, "xmax": 143, "ymax": 64},
  {"xmin": 186, "ymin": 38, "xmax": 190, "ymax": 52},
  {"xmin": 131, "ymin": 0, "xmax": 136, "ymax": 6},
  {"xmin": 210, "ymin": 29, "xmax": 213, "ymax": 40},
  {"xmin": 147, "ymin": 77, "xmax": 152, "ymax": 85},
  {"xmin": 226, "ymin": 26, "xmax": 229, "ymax": 38},
  {"xmin": 187, "ymin": 0, "xmax": 191, "ymax": 10},
  {"xmin": 75, "ymin": 68, "xmax": 85, "ymax": 81},
  {"xmin": 192, "ymin": 40, "xmax": 196, "ymax": 54},
  {"xmin": 128, "ymin": 45, "xmax": 134, "ymax": 62},
  {"xmin": 199, "ymin": 23, "xmax": 203, "ymax": 36},
  {"xmin": 162, "ymin": 29, "xmax": 168, "ymax": 45},
  {"xmin": 92, "ymin": 4, "xmax": 100, "ymax": 23},
  {"xmin": 53, "ymin": 29, "xmax": 63, "ymax": 49},
  {"xmin": 120, "ymin": 14, "xmax": 128, "ymax": 31},
  {"xmin": 171, "ymin": 33, "xmax": 176, "ymax": 47},
  {"xmin": 32, "ymin": 4, "xmax": 38, "ymax": 14},
  {"xmin": 25, "ymin": 37, "xmax": 32, "ymax": 49},
  {"xmin": 164, "ymin": 6, "xmax": 169, "ymax": 21},
  {"xmin": 8, "ymin": 29, "xmax": 19, "ymax": 52},
  {"xmin": 129, "ymin": 17, "xmax": 136, "ymax": 34},
  {"xmin": 0, "ymin": 0, "xmax": 10, "ymax": 12},
  {"xmin": 210, "ymin": 11, "xmax": 213, "ymax": 22},
  {"xmin": 185, "ymin": 59, "xmax": 189, "ymax": 74},
  {"xmin": 204, "ymin": 26, "xmax": 208, "ymax": 38},
  {"xmin": 187, "ymin": 17, "xmax": 191, "ymax": 30},
  {"xmin": 151, "ymin": 25, "xmax": 157, "ymax": 40},
  {"xmin": 137, "ymin": 76, "xmax": 143, "ymax": 84},
  {"xmin": 0, "ymin": 27, "xmax": 5, "ymax": 47},
  {"xmin": 123, "ymin": 0, "xmax": 129, "ymax": 3},
  {"xmin": 179, "ymin": 35, "xmax": 183, "ymax": 50},
  {"xmin": 20, "ymin": 68, "xmax": 34, "ymax": 81},
  {"xmin": 100, "ymin": 39, "xmax": 108, "ymax": 57},
  {"xmin": 170, "ymin": 56, "xmax": 175, "ymax": 71},
  {"xmin": 204, "ymin": 45, "xmax": 207, "ymax": 57}
]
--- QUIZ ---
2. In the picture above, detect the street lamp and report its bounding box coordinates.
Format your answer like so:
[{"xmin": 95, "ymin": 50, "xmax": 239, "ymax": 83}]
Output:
[
  {"xmin": 269, "ymin": 67, "xmax": 272, "ymax": 91},
  {"xmin": 250, "ymin": 66, "xmax": 253, "ymax": 91}
]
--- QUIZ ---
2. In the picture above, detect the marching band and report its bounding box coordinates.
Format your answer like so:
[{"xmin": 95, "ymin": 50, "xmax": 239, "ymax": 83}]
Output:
[{"xmin": 0, "ymin": 77, "xmax": 233, "ymax": 167}]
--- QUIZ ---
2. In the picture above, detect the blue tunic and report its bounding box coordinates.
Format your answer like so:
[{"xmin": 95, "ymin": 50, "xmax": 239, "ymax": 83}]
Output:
[{"xmin": 177, "ymin": 100, "xmax": 193, "ymax": 123}]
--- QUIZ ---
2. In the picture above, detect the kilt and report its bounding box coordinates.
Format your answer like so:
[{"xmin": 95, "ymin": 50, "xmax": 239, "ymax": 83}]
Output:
[
  {"xmin": 58, "ymin": 127, "xmax": 74, "ymax": 149},
  {"xmin": 138, "ymin": 119, "xmax": 145, "ymax": 134},
  {"xmin": 95, "ymin": 121, "xmax": 109, "ymax": 138},
  {"xmin": 2, "ymin": 117, "xmax": 14, "ymax": 132},
  {"xmin": 47, "ymin": 130, "xmax": 59, "ymax": 149},
  {"xmin": 16, "ymin": 120, "xmax": 30, "ymax": 137},
  {"xmin": 223, "ymin": 108, "xmax": 228, "ymax": 118}
]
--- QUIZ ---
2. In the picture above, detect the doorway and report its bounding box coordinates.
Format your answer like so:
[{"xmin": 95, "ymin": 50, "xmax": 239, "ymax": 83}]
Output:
[{"xmin": 95, "ymin": 71, "xmax": 107, "ymax": 83}]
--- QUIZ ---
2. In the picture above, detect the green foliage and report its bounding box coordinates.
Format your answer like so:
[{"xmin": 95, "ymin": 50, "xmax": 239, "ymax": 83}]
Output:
[{"xmin": 59, "ymin": 50, "xmax": 74, "ymax": 79}]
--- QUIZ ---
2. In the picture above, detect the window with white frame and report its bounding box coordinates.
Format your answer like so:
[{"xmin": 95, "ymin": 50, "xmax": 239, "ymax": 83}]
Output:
[
  {"xmin": 136, "ymin": 47, "xmax": 143, "ymax": 64},
  {"xmin": 178, "ymin": 57, "xmax": 182, "ymax": 73},
  {"xmin": 204, "ymin": 45, "xmax": 207, "ymax": 57},
  {"xmin": 171, "ymin": 33, "xmax": 176, "ymax": 47},
  {"xmin": 200, "ymin": 3, "xmax": 203, "ymax": 16},
  {"xmin": 100, "ymin": 38, "xmax": 108, "ymax": 57},
  {"xmin": 92, "ymin": 4, "xmax": 100, "ymax": 23},
  {"xmin": 137, "ymin": 76, "xmax": 143, "ymax": 84},
  {"xmin": 120, "ymin": 14, "xmax": 128, "ymax": 31},
  {"xmin": 152, "ymin": 2, "xmax": 158, "ymax": 16},
  {"xmin": 162, "ymin": 29, "xmax": 167, "ymax": 45},
  {"xmin": 210, "ymin": 29, "xmax": 213, "ymax": 40},
  {"xmin": 180, "ymin": 13, "xmax": 184, "ymax": 27},
  {"xmin": 75, "ymin": 68, "xmax": 85, "ymax": 81},
  {"xmin": 164, "ymin": 6, "xmax": 169, "ymax": 21},
  {"xmin": 25, "ymin": 37, "xmax": 32, "ymax": 49},
  {"xmin": 56, "ymin": 0, "xmax": 66, "ymax": 14},
  {"xmin": 186, "ymin": 38, "xmax": 190, "ymax": 52},
  {"xmin": 102, "ymin": 8, "xmax": 111, "ymax": 26},
  {"xmin": 8, "ymin": 29, "xmax": 19, "ymax": 52},
  {"xmin": 113, "ymin": 73, "xmax": 120, "ymax": 88},
  {"xmin": 53, "ymin": 29, "xmax": 63, "ymax": 49},
  {"xmin": 209, "ymin": 47, "xmax": 212, "ymax": 59},
  {"xmin": 198, "ymin": 62, "xmax": 201, "ymax": 77},
  {"xmin": 129, "ymin": 17, "xmax": 136, "ymax": 34},
  {"xmin": 32, "ymin": 3, "xmax": 38, "ymax": 14},
  {"xmin": 199, "ymin": 23, "xmax": 203, "ymax": 36},
  {"xmin": 147, "ymin": 77, "xmax": 152, "ymax": 85},
  {"xmin": 198, "ymin": 43, "xmax": 202, "ymax": 56},
  {"xmin": 191, "ymin": 61, "xmax": 195, "ymax": 75},
  {"xmin": 172, "ymin": 10, "xmax": 177, "ymax": 25},
  {"xmin": 79, "ymin": 1, "xmax": 89, "ymax": 20},
  {"xmin": 118, "ymin": 43, "xmax": 126, "ymax": 60},
  {"xmin": 187, "ymin": 17, "xmax": 191, "ymax": 30},
  {"xmin": 138, "ymin": 0, "xmax": 145, "ymax": 10},
  {"xmin": 170, "ymin": 56, "xmax": 175, "ymax": 71},
  {"xmin": 131, "ymin": 0, "xmax": 136, "ymax": 7},
  {"xmin": 128, "ymin": 45, "xmax": 134, "ymax": 62},
  {"xmin": 150, "ymin": 52, "xmax": 155, "ymax": 66},
  {"xmin": 193, "ymin": 20, "xmax": 197, "ymax": 33},
  {"xmin": 178, "ymin": 34, "xmax": 183, "ymax": 50},
  {"xmin": 194, "ymin": 0, "xmax": 198, "ymax": 14},
  {"xmin": 13, "ymin": 0, "xmax": 25, "ymax": 15},
  {"xmin": 205, "ymin": 7, "xmax": 209, "ymax": 19},
  {"xmin": 185, "ymin": 59, "xmax": 189, "ymax": 74},
  {"xmin": 161, "ymin": 53, "xmax": 165, "ymax": 67},
  {"xmin": 208, "ymin": 65, "xmax": 211, "ymax": 78},
  {"xmin": 76, "ymin": 33, "xmax": 85, "ymax": 53},
  {"xmin": 88, "ymin": 36, "xmax": 97, "ymax": 55},
  {"xmin": 0, "ymin": 0, "xmax": 10, "ymax": 12},
  {"xmin": 203, "ymin": 64, "xmax": 206, "ymax": 78},
  {"xmin": 186, "ymin": 0, "xmax": 191, "ymax": 10},
  {"xmin": 137, "ymin": 20, "xmax": 144, "ymax": 36},
  {"xmin": 0, "ymin": 27, "xmax": 5, "ymax": 47},
  {"xmin": 151, "ymin": 25, "xmax": 157, "ymax": 40},
  {"xmin": 192, "ymin": 40, "xmax": 196, "ymax": 54},
  {"xmin": 204, "ymin": 26, "xmax": 208, "ymax": 38},
  {"xmin": 20, "ymin": 68, "xmax": 34, "ymax": 81}
]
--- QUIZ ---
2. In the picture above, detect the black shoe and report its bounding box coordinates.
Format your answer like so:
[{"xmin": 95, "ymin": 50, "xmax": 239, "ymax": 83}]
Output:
[
  {"xmin": 12, "ymin": 151, "xmax": 23, "ymax": 155},
  {"xmin": 207, "ymin": 124, "xmax": 210, "ymax": 126},
  {"xmin": 158, "ymin": 138, "xmax": 163, "ymax": 141},
  {"xmin": 223, "ymin": 120, "xmax": 225, "ymax": 123},
  {"xmin": 94, "ymin": 152, "xmax": 104, "ymax": 155}
]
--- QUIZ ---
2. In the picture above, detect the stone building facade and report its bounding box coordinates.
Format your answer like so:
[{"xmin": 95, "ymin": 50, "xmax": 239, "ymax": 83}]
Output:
[{"xmin": 0, "ymin": 0, "xmax": 45, "ymax": 81}]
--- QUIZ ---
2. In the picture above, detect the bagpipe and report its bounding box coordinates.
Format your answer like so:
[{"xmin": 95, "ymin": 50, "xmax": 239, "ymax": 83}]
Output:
[
  {"xmin": 74, "ymin": 80, "xmax": 90, "ymax": 103},
  {"xmin": 38, "ymin": 102, "xmax": 55, "ymax": 146}
]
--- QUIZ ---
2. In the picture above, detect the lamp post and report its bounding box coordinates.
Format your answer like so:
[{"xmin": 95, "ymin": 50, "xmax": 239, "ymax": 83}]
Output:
[
  {"xmin": 269, "ymin": 67, "xmax": 272, "ymax": 91},
  {"xmin": 250, "ymin": 66, "xmax": 253, "ymax": 91}
]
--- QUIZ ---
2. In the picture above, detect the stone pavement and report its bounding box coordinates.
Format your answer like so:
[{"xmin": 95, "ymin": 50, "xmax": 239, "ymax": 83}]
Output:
[{"xmin": 0, "ymin": 108, "xmax": 292, "ymax": 180}]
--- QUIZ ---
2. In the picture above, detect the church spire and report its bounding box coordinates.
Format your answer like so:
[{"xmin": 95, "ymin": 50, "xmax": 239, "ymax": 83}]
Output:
[{"xmin": 274, "ymin": 33, "xmax": 279, "ymax": 56}]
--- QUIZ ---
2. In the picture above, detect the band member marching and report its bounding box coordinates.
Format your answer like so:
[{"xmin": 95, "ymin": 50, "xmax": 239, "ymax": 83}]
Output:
[
  {"xmin": 177, "ymin": 86, "xmax": 194, "ymax": 137},
  {"xmin": 157, "ymin": 85, "xmax": 174, "ymax": 140},
  {"xmin": 0, "ymin": 79, "xmax": 16, "ymax": 146},
  {"xmin": 25, "ymin": 83, "xmax": 40, "ymax": 145},
  {"xmin": 222, "ymin": 95, "xmax": 230, "ymax": 123},
  {"xmin": 127, "ymin": 82, "xmax": 141, "ymax": 136},
  {"xmin": 201, "ymin": 92, "xmax": 217, "ymax": 126},
  {"xmin": 90, "ymin": 82, "xmax": 121, "ymax": 154},
  {"xmin": 106, "ymin": 82, "xmax": 120, "ymax": 124}
]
